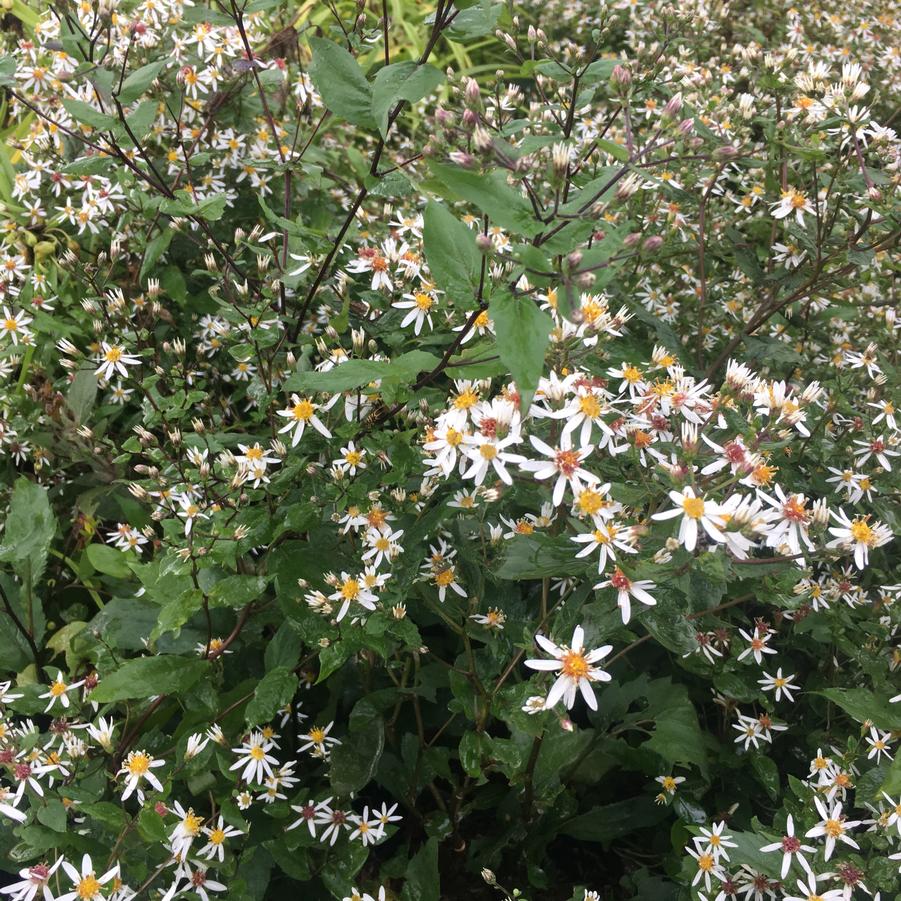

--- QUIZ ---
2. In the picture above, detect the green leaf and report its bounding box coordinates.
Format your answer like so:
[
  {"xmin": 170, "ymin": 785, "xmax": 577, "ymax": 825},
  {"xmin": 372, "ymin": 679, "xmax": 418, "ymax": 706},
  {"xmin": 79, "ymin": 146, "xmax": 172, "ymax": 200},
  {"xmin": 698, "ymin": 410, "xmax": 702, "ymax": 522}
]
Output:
[
  {"xmin": 0, "ymin": 56, "xmax": 16, "ymax": 89},
  {"xmin": 125, "ymin": 99, "xmax": 157, "ymax": 141},
  {"xmin": 445, "ymin": 0, "xmax": 501, "ymax": 41},
  {"xmin": 151, "ymin": 589, "xmax": 205, "ymax": 641},
  {"xmin": 560, "ymin": 167, "xmax": 621, "ymax": 215},
  {"xmin": 117, "ymin": 60, "xmax": 166, "ymax": 104},
  {"xmin": 0, "ymin": 478, "xmax": 56, "ymax": 584},
  {"xmin": 159, "ymin": 193, "xmax": 227, "ymax": 221},
  {"xmin": 429, "ymin": 162, "xmax": 541, "ymax": 237},
  {"xmin": 750, "ymin": 754, "xmax": 780, "ymax": 801},
  {"xmin": 640, "ymin": 590, "xmax": 697, "ymax": 656},
  {"xmin": 245, "ymin": 667, "xmax": 298, "ymax": 726},
  {"xmin": 422, "ymin": 201, "xmax": 481, "ymax": 307},
  {"xmin": 307, "ymin": 37, "xmax": 375, "ymax": 129},
  {"xmin": 137, "ymin": 808, "xmax": 168, "ymax": 844},
  {"xmin": 207, "ymin": 574, "xmax": 266, "ymax": 609},
  {"xmin": 560, "ymin": 797, "xmax": 669, "ymax": 842},
  {"xmin": 329, "ymin": 699, "xmax": 385, "ymax": 795},
  {"xmin": 814, "ymin": 688, "xmax": 901, "ymax": 731},
  {"xmin": 400, "ymin": 836, "xmax": 440, "ymax": 901},
  {"xmin": 371, "ymin": 61, "xmax": 444, "ymax": 136},
  {"xmin": 596, "ymin": 138, "xmax": 630, "ymax": 162},
  {"xmin": 140, "ymin": 228, "xmax": 174, "ymax": 280},
  {"xmin": 85, "ymin": 543, "xmax": 132, "ymax": 579},
  {"xmin": 643, "ymin": 680, "xmax": 708, "ymax": 777},
  {"xmin": 36, "ymin": 799, "xmax": 68, "ymax": 833},
  {"xmin": 91, "ymin": 655, "xmax": 210, "ymax": 702},
  {"xmin": 458, "ymin": 731, "xmax": 484, "ymax": 777},
  {"xmin": 62, "ymin": 99, "xmax": 118, "ymax": 130},
  {"xmin": 488, "ymin": 291, "xmax": 551, "ymax": 410},
  {"xmin": 66, "ymin": 368, "xmax": 98, "ymax": 424},
  {"xmin": 283, "ymin": 350, "xmax": 440, "ymax": 394}
]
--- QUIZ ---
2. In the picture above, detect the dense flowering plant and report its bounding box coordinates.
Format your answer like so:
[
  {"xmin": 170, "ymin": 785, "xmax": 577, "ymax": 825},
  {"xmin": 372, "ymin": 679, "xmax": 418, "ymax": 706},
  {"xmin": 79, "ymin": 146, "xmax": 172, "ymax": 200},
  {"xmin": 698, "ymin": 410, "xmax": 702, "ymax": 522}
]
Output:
[{"xmin": 0, "ymin": 0, "xmax": 898, "ymax": 899}]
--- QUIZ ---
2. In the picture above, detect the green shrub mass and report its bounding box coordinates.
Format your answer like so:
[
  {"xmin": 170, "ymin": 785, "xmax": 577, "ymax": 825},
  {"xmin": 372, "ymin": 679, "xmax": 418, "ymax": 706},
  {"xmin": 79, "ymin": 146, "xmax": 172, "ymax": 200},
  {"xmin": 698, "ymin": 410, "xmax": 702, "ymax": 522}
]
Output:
[{"xmin": 0, "ymin": 0, "xmax": 898, "ymax": 899}]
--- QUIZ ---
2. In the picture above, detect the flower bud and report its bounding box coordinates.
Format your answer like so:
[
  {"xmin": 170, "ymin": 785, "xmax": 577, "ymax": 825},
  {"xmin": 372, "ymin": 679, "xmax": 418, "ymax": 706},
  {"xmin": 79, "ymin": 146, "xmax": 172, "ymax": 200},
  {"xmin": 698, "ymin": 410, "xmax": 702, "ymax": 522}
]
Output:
[
  {"xmin": 610, "ymin": 64, "xmax": 632, "ymax": 93},
  {"xmin": 642, "ymin": 235, "xmax": 664, "ymax": 253},
  {"xmin": 662, "ymin": 93, "xmax": 682, "ymax": 119}
]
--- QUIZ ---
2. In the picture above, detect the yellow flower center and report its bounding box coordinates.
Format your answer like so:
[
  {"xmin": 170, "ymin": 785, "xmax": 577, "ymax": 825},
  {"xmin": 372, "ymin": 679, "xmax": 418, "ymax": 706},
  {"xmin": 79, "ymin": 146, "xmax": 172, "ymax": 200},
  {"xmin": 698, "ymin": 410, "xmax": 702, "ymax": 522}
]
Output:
[
  {"xmin": 561, "ymin": 649, "xmax": 589, "ymax": 679},
  {"xmin": 454, "ymin": 388, "xmax": 478, "ymax": 409},
  {"xmin": 292, "ymin": 399, "xmax": 314, "ymax": 421},
  {"xmin": 682, "ymin": 496, "xmax": 705, "ymax": 519},
  {"xmin": 182, "ymin": 811, "xmax": 203, "ymax": 835},
  {"xmin": 50, "ymin": 681, "xmax": 67, "ymax": 697},
  {"xmin": 127, "ymin": 753, "xmax": 151, "ymax": 775},
  {"xmin": 104, "ymin": 346, "xmax": 123, "ymax": 363},
  {"xmin": 209, "ymin": 827, "xmax": 226, "ymax": 844},
  {"xmin": 849, "ymin": 519, "xmax": 874, "ymax": 545},
  {"xmin": 340, "ymin": 579, "xmax": 360, "ymax": 600},
  {"xmin": 77, "ymin": 875, "xmax": 101, "ymax": 899}
]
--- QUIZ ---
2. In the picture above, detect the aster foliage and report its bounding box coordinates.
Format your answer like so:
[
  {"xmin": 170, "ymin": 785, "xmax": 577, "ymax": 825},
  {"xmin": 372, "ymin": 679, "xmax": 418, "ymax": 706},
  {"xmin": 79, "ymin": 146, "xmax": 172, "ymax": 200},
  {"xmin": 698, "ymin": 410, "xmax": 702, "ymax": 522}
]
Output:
[{"xmin": 0, "ymin": 0, "xmax": 898, "ymax": 900}]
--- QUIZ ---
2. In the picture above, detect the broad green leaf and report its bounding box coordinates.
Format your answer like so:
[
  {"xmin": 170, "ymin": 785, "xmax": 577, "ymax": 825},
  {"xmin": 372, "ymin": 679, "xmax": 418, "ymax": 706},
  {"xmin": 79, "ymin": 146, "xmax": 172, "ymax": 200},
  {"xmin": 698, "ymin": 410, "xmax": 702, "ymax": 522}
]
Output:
[
  {"xmin": 66, "ymin": 368, "xmax": 98, "ymax": 424},
  {"xmin": 643, "ymin": 680, "xmax": 708, "ymax": 777},
  {"xmin": 371, "ymin": 61, "xmax": 445, "ymax": 136},
  {"xmin": 245, "ymin": 666, "xmax": 298, "ymax": 726},
  {"xmin": 488, "ymin": 291, "xmax": 551, "ymax": 410},
  {"xmin": 560, "ymin": 166, "xmax": 622, "ymax": 215},
  {"xmin": 91, "ymin": 655, "xmax": 210, "ymax": 702},
  {"xmin": 159, "ymin": 193, "xmax": 227, "ymax": 221},
  {"xmin": 117, "ymin": 60, "xmax": 166, "ymax": 104},
  {"xmin": 0, "ymin": 478, "xmax": 56, "ymax": 584},
  {"xmin": 125, "ymin": 99, "xmax": 157, "ymax": 141},
  {"xmin": 445, "ymin": 0, "xmax": 501, "ymax": 41},
  {"xmin": 36, "ymin": 800, "xmax": 68, "ymax": 833},
  {"xmin": 207, "ymin": 574, "xmax": 266, "ymax": 609},
  {"xmin": 140, "ymin": 229, "xmax": 174, "ymax": 280},
  {"xmin": 400, "ymin": 836, "xmax": 440, "ymax": 901},
  {"xmin": 750, "ymin": 754, "xmax": 780, "ymax": 801},
  {"xmin": 560, "ymin": 797, "xmax": 669, "ymax": 841},
  {"xmin": 307, "ymin": 37, "xmax": 375, "ymax": 129},
  {"xmin": 85, "ymin": 543, "xmax": 132, "ymax": 579},
  {"xmin": 283, "ymin": 350, "xmax": 440, "ymax": 394},
  {"xmin": 0, "ymin": 56, "xmax": 16, "ymax": 88},
  {"xmin": 429, "ymin": 162, "xmax": 542, "ymax": 237},
  {"xmin": 329, "ymin": 698, "xmax": 385, "ymax": 795},
  {"xmin": 62, "ymin": 99, "xmax": 117, "ymax": 130},
  {"xmin": 814, "ymin": 687, "xmax": 901, "ymax": 731},
  {"xmin": 422, "ymin": 201, "xmax": 481, "ymax": 307},
  {"xmin": 137, "ymin": 808, "xmax": 168, "ymax": 844},
  {"xmin": 151, "ymin": 589, "xmax": 205, "ymax": 641}
]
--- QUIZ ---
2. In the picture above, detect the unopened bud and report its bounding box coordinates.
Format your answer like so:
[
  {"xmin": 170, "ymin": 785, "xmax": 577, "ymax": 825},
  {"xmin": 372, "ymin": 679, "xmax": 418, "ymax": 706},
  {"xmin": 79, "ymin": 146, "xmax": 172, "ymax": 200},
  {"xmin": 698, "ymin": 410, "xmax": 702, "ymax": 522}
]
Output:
[
  {"xmin": 475, "ymin": 234, "xmax": 493, "ymax": 253},
  {"xmin": 662, "ymin": 93, "xmax": 683, "ymax": 119},
  {"xmin": 642, "ymin": 235, "xmax": 664, "ymax": 253},
  {"xmin": 610, "ymin": 64, "xmax": 632, "ymax": 93}
]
